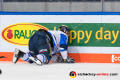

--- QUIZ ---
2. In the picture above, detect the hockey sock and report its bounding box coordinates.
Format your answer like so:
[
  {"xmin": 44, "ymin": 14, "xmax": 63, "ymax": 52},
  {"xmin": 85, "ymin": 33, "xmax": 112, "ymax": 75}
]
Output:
[
  {"xmin": 37, "ymin": 54, "xmax": 46, "ymax": 63},
  {"xmin": 20, "ymin": 52, "xmax": 31, "ymax": 62}
]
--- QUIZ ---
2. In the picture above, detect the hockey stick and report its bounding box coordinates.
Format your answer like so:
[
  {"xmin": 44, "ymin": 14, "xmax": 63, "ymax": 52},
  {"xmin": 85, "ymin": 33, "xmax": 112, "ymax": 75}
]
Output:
[{"xmin": 0, "ymin": 56, "xmax": 6, "ymax": 58}]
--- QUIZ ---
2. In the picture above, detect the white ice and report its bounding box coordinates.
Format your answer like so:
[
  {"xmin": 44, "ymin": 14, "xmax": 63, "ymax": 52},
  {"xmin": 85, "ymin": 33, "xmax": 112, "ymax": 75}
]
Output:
[{"xmin": 0, "ymin": 61, "xmax": 120, "ymax": 80}]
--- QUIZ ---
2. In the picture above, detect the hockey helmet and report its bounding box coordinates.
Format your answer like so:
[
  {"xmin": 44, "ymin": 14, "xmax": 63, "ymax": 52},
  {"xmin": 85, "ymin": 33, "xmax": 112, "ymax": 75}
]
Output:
[{"xmin": 59, "ymin": 25, "xmax": 70, "ymax": 33}]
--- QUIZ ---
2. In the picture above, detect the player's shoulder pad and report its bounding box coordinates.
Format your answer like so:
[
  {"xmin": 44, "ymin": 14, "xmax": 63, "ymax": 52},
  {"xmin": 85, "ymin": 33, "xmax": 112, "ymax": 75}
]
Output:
[{"xmin": 59, "ymin": 31, "xmax": 68, "ymax": 38}]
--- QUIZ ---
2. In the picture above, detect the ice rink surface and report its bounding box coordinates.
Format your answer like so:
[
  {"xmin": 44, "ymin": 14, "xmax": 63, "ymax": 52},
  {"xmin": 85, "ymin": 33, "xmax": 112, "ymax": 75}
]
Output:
[{"xmin": 0, "ymin": 61, "xmax": 120, "ymax": 80}]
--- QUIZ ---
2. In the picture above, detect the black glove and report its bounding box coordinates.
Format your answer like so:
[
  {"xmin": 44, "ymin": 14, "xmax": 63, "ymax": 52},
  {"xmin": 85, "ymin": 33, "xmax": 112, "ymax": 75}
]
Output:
[
  {"xmin": 65, "ymin": 56, "xmax": 75, "ymax": 63},
  {"xmin": 57, "ymin": 56, "xmax": 75, "ymax": 63}
]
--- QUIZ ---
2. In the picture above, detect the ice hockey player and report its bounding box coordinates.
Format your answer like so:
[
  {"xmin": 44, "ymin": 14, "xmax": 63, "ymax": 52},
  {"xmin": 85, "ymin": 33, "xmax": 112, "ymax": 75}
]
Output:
[{"xmin": 12, "ymin": 25, "xmax": 75, "ymax": 66}]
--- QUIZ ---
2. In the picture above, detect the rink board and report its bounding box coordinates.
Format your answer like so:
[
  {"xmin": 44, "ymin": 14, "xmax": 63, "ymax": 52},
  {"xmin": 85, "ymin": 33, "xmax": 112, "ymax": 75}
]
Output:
[
  {"xmin": 0, "ymin": 52, "xmax": 120, "ymax": 63},
  {"xmin": 0, "ymin": 12, "xmax": 120, "ymax": 63}
]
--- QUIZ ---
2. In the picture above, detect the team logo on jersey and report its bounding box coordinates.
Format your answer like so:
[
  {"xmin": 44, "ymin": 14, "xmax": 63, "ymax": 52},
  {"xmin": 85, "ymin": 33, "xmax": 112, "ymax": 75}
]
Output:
[
  {"xmin": 1, "ymin": 23, "xmax": 48, "ymax": 46},
  {"xmin": 69, "ymin": 71, "xmax": 76, "ymax": 78}
]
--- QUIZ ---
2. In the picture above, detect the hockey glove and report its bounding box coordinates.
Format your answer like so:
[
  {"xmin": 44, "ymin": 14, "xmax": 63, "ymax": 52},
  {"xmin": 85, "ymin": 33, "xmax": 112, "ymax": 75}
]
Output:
[
  {"xmin": 57, "ymin": 56, "xmax": 75, "ymax": 63},
  {"xmin": 66, "ymin": 56, "xmax": 75, "ymax": 63}
]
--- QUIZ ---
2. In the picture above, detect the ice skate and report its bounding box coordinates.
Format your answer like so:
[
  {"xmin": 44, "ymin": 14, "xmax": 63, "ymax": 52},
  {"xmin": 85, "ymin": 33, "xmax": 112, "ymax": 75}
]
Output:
[
  {"xmin": 12, "ymin": 48, "xmax": 25, "ymax": 63},
  {"xmin": 29, "ymin": 56, "xmax": 42, "ymax": 66}
]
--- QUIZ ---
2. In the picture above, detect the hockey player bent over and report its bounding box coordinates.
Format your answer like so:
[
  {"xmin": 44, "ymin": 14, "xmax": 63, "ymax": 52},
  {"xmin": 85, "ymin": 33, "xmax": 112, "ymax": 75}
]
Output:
[{"xmin": 12, "ymin": 25, "xmax": 75, "ymax": 66}]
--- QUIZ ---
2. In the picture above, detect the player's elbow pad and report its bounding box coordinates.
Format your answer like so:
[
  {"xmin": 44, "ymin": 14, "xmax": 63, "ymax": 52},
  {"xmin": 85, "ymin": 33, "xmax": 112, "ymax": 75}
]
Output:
[{"xmin": 60, "ymin": 44, "xmax": 68, "ymax": 50}]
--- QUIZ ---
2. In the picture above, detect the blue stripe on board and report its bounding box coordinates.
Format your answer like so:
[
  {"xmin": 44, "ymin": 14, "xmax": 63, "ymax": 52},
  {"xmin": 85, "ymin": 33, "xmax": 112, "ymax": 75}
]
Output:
[{"xmin": 1, "ymin": 12, "xmax": 120, "ymax": 15}]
